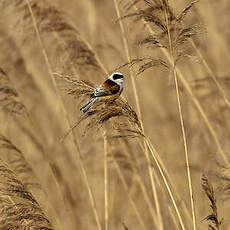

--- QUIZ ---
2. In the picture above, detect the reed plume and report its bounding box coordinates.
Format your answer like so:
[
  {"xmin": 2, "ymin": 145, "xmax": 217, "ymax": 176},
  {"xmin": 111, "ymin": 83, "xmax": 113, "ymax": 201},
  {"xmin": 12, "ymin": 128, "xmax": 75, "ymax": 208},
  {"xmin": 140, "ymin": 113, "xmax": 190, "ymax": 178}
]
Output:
[
  {"xmin": 0, "ymin": 68, "xmax": 25, "ymax": 116},
  {"xmin": 0, "ymin": 158, "xmax": 53, "ymax": 229},
  {"xmin": 0, "ymin": 0, "xmax": 230, "ymax": 229},
  {"xmin": 201, "ymin": 174, "xmax": 222, "ymax": 230}
]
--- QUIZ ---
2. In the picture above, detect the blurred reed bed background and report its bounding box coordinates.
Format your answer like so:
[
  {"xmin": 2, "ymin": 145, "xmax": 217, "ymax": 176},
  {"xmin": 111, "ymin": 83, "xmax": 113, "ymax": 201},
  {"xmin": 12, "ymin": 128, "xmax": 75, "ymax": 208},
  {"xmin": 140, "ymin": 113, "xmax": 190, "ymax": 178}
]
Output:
[{"xmin": 0, "ymin": 0, "xmax": 230, "ymax": 229}]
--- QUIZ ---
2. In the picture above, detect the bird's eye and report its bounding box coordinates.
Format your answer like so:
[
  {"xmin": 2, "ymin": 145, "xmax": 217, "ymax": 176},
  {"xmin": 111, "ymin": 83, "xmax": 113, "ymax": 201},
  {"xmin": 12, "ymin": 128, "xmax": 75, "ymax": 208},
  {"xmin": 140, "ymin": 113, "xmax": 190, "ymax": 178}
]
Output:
[{"xmin": 112, "ymin": 73, "xmax": 123, "ymax": 80}]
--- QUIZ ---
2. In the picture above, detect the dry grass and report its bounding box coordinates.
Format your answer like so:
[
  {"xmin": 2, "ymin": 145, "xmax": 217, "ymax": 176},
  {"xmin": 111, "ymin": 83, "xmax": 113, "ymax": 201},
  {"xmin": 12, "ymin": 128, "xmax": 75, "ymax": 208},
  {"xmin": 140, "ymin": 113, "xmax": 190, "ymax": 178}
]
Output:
[
  {"xmin": 201, "ymin": 174, "xmax": 222, "ymax": 230},
  {"xmin": 0, "ymin": 0, "xmax": 230, "ymax": 229},
  {"xmin": 0, "ymin": 158, "xmax": 52, "ymax": 229}
]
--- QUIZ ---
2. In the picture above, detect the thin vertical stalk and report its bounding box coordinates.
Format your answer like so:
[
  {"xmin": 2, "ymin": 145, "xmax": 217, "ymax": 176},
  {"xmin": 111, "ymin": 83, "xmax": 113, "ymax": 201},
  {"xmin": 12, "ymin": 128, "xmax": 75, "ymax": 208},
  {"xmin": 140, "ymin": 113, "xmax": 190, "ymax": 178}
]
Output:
[
  {"xmin": 112, "ymin": 157, "xmax": 147, "ymax": 230},
  {"xmin": 132, "ymin": 3, "xmax": 229, "ymax": 166},
  {"xmin": 144, "ymin": 137, "xmax": 186, "ymax": 230},
  {"xmin": 138, "ymin": 138, "xmax": 193, "ymax": 224},
  {"xmin": 162, "ymin": 2, "xmax": 196, "ymax": 230},
  {"xmin": 53, "ymin": 15, "xmax": 158, "ymax": 229},
  {"xmin": 103, "ymin": 128, "xmax": 109, "ymax": 230},
  {"xmin": 113, "ymin": 1, "xmax": 163, "ymax": 229},
  {"xmin": 120, "ymin": 140, "xmax": 159, "ymax": 229},
  {"xmin": 25, "ymin": 1, "xmax": 102, "ymax": 230},
  {"xmin": 190, "ymin": 39, "xmax": 230, "ymax": 108},
  {"xmin": 169, "ymin": 206, "xmax": 180, "ymax": 229},
  {"xmin": 173, "ymin": 69, "xmax": 196, "ymax": 230}
]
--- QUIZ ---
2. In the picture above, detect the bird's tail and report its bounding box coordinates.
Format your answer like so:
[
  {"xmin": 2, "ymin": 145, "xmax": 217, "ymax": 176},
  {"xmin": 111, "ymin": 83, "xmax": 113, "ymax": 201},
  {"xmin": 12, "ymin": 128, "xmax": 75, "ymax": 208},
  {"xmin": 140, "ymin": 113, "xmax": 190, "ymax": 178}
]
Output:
[{"xmin": 80, "ymin": 98, "xmax": 98, "ymax": 113}]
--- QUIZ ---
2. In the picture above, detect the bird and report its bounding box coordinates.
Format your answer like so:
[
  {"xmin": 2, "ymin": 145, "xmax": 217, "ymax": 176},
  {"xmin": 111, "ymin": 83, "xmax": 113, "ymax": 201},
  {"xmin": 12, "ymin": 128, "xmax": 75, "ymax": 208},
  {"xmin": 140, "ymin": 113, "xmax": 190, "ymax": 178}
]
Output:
[{"xmin": 80, "ymin": 72, "xmax": 124, "ymax": 113}]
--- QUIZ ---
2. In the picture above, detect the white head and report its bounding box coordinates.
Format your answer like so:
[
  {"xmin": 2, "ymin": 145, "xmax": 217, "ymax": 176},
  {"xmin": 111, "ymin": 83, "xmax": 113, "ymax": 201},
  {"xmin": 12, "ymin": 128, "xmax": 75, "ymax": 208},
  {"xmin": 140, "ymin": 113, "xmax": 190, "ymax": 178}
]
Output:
[{"xmin": 109, "ymin": 72, "xmax": 124, "ymax": 87}]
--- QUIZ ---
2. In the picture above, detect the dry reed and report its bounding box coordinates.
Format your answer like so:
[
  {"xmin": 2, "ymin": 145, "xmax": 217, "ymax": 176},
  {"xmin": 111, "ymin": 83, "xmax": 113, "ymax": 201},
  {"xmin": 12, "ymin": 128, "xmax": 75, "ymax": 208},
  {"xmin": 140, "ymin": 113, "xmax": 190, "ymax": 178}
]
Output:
[
  {"xmin": 121, "ymin": 0, "xmax": 201, "ymax": 229},
  {"xmin": 0, "ymin": 0, "xmax": 230, "ymax": 230},
  {"xmin": 201, "ymin": 174, "xmax": 222, "ymax": 230},
  {"xmin": 0, "ymin": 159, "xmax": 53, "ymax": 229},
  {"xmin": 113, "ymin": 1, "xmax": 164, "ymax": 229},
  {"xmin": 0, "ymin": 68, "xmax": 25, "ymax": 116}
]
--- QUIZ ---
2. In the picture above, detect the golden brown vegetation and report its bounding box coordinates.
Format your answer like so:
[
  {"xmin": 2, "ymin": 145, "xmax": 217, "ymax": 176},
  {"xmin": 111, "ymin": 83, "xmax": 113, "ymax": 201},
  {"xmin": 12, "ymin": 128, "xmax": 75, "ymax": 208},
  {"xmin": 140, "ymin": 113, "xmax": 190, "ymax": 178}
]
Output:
[{"xmin": 0, "ymin": 0, "xmax": 230, "ymax": 229}]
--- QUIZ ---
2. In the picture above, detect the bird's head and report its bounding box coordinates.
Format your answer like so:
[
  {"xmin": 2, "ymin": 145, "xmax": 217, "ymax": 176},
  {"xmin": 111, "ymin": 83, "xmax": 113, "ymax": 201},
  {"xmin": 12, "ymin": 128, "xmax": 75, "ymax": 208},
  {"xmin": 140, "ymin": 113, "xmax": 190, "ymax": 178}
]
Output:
[{"xmin": 109, "ymin": 72, "xmax": 124, "ymax": 86}]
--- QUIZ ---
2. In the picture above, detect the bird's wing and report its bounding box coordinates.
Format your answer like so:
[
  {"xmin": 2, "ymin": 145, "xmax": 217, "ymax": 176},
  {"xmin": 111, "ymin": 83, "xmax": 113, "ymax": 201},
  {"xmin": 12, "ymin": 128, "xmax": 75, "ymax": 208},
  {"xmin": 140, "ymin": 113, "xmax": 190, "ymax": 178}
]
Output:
[{"xmin": 92, "ymin": 86, "xmax": 111, "ymax": 97}]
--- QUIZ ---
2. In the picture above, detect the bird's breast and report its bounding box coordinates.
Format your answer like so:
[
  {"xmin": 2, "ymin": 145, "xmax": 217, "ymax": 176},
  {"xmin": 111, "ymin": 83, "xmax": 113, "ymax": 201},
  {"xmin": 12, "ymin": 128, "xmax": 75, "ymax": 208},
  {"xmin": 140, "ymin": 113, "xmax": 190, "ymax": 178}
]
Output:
[{"xmin": 102, "ymin": 79, "xmax": 120, "ymax": 94}]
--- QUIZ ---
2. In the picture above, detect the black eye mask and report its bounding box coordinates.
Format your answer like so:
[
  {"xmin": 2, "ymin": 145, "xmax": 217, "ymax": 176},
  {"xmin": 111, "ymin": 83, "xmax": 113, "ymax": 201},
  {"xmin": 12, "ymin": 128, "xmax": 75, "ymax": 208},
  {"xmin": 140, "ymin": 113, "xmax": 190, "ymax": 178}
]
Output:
[{"xmin": 112, "ymin": 74, "xmax": 124, "ymax": 80}]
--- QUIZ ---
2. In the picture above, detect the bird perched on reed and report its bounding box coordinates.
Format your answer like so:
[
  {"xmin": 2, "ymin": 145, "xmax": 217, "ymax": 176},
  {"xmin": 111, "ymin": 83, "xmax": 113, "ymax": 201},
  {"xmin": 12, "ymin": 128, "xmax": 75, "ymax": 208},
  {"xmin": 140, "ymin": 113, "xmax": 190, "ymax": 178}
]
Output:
[{"xmin": 80, "ymin": 72, "xmax": 124, "ymax": 113}]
